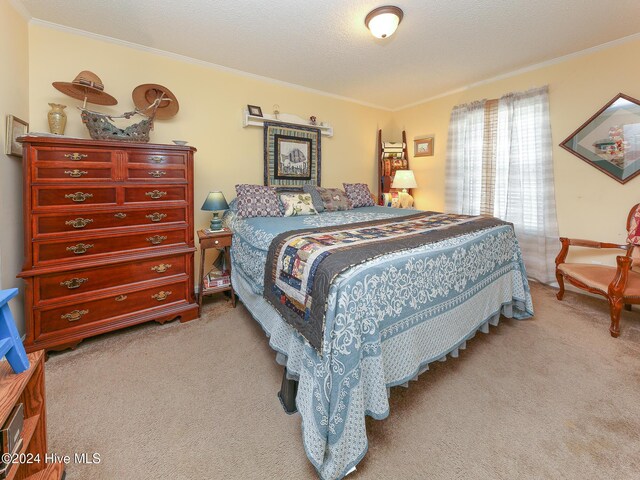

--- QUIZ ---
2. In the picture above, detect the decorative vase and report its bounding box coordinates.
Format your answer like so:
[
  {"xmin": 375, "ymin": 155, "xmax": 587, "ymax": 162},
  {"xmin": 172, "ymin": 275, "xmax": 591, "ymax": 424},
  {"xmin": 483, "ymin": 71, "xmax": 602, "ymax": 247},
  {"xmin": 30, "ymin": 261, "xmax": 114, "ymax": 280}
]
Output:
[{"xmin": 47, "ymin": 103, "xmax": 67, "ymax": 135}]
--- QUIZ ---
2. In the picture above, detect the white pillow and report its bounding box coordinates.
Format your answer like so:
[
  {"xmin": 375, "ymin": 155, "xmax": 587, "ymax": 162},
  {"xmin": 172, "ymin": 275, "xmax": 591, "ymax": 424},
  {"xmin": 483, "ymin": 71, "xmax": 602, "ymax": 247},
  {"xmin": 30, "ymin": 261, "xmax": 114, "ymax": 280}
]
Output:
[{"xmin": 280, "ymin": 193, "xmax": 318, "ymax": 217}]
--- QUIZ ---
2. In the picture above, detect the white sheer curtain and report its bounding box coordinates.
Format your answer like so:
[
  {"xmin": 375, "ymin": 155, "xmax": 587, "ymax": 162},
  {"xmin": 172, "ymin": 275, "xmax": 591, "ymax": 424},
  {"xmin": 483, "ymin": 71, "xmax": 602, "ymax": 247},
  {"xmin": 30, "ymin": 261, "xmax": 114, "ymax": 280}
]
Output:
[
  {"xmin": 445, "ymin": 100, "xmax": 486, "ymax": 215},
  {"xmin": 445, "ymin": 87, "xmax": 559, "ymax": 283},
  {"xmin": 494, "ymin": 86, "xmax": 558, "ymax": 283}
]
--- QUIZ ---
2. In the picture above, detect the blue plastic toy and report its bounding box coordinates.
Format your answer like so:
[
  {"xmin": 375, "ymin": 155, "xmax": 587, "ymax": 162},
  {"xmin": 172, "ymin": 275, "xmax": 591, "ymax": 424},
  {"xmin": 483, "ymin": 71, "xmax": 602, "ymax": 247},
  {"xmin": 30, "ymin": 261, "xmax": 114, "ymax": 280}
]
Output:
[{"xmin": 0, "ymin": 288, "xmax": 30, "ymax": 374}]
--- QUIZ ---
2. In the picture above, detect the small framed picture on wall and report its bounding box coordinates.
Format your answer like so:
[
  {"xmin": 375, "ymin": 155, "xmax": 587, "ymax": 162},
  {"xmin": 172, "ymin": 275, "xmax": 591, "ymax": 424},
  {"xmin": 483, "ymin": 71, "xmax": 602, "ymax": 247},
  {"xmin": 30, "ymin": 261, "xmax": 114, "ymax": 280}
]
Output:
[
  {"xmin": 414, "ymin": 136, "xmax": 434, "ymax": 157},
  {"xmin": 5, "ymin": 115, "xmax": 29, "ymax": 158},
  {"xmin": 247, "ymin": 105, "xmax": 263, "ymax": 117}
]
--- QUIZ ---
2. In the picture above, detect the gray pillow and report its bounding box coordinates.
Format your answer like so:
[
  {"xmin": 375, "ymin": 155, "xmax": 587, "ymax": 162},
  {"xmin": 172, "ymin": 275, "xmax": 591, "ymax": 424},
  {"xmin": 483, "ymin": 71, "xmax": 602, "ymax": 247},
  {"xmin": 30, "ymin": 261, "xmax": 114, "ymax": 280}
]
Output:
[{"xmin": 302, "ymin": 185, "xmax": 325, "ymax": 213}]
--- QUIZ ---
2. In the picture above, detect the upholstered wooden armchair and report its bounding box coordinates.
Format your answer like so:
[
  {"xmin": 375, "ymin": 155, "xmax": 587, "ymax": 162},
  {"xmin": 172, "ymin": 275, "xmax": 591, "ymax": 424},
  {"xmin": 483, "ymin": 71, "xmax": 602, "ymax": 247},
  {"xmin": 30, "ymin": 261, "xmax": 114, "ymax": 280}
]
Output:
[{"xmin": 555, "ymin": 203, "xmax": 640, "ymax": 337}]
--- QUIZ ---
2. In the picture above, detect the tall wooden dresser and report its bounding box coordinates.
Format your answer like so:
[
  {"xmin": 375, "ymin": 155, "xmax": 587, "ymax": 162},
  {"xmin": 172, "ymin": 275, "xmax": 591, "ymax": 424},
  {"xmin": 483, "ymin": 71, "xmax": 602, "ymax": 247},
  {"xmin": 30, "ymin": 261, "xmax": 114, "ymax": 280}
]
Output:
[{"xmin": 18, "ymin": 136, "xmax": 199, "ymax": 353}]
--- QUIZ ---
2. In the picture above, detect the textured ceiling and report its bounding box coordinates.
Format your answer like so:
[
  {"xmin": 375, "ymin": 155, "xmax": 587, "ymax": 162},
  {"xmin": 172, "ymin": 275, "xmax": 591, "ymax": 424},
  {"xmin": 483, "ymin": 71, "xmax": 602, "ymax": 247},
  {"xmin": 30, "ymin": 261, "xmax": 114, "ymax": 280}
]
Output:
[{"xmin": 19, "ymin": 0, "xmax": 640, "ymax": 109}]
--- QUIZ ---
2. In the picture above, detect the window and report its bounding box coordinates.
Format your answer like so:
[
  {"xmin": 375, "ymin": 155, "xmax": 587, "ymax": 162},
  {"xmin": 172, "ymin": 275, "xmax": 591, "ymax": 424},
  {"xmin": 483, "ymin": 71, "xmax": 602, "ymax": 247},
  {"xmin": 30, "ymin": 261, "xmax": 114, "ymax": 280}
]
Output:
[{"xmin": 446, "ymin": 86, "xmax": 558, "ymax": 283}]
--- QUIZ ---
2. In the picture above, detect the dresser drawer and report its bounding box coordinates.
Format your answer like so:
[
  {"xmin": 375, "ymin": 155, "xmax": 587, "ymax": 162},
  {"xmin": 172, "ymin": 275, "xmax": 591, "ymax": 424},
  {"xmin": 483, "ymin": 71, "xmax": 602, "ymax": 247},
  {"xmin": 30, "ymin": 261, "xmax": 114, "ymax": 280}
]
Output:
[
  {"xmin": 126, "ymin": 165, "xmax": 187, "ymax": 182},
  {"xmin": 36, "ymin": 253, "xmax": 188, "ymax": 301},
  {"xmin": 127, "ymin": 151, "xmax": 187, "ymax": 166},
  {"xmin": 34, "ymin": 186, "xmax": 117, "ymax": 208},
  {"xmin": 124, "ymin": 185, "xmax": 187, "ymax": 203},
  {"xmin": 37, "ymin": 279, "xmax": 189, "ymax": 334},
  {"xmin": 34, "ymin": 163, "xmax": 115, "ymax": 182},
  {"xmin": 34, "ymin": 228, "xmax": 188, "ymax": 264},
  {"xmin": 35, "ymin": 207, "xmax": 187, "ymax": 235},
  {"xmin": 34, "ymin": 148, "xmax": 113, "ymax": 163}
]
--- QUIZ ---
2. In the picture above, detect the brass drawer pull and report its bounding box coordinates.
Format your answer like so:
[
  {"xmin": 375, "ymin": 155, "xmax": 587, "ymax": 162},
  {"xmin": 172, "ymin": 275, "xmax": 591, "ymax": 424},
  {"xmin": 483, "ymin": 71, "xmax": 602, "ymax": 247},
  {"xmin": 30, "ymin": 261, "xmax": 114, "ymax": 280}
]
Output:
[
  {"xmin": 145, "ymin": 190, "xmax": 167, "ymax": 199},
  {"xmin": 114, "ymin": 212, "xmax": 127, "ymax": 219},
  {"xmin": 115, "ymin": 294, "xmax": 128, "ymax": 302},
  {"xmin": 151, "ymin": 263, "xmax": 172, "ymax": 273},
  {"xmin": 146, "ymin": 212, "xmax": 167, "ymax": 222},
  {"xmin": 64, "ymin": 192, "xmax": 94, "ymax": 202},
  {"xmin": 61, "ymin": 309, "xmax": 88, "ymax": 322},
  {"xmin": 60, "ymin": 277, "xmax": 88, "ymax": 289},
  {"xmin": 148, "ymin": 170, "xmax": 167, "ymax": 178},
  {"xmin": 65, "ymin": 218, "xmax": 94, "ymax": 228},
  {"xmin": 64, "ymin": 153, "xmax": 88, "ymax": 161},
  {"xmin": 152, "ymin": 291, "xmax": 172, "ymax": 301},
  {"xmin": 64, "ymin": 169, "xmax": 89, "ymax": 178},
  {"xmin": 146, "ymin": 235, "xmax": 167, "ymax": 245},
  {"xmin": 66, "ymin": 243, "xmax": 94, "ymax": 255},
  {"xmin": 149, "ymin": 156, "xmax": 165, "ymax": 164}
]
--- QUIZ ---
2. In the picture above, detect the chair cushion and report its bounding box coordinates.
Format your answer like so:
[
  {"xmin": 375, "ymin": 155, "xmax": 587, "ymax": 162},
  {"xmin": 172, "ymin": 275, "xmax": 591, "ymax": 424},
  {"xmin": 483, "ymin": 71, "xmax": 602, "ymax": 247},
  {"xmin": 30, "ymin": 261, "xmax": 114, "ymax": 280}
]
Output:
[{"xmin": 558, "ymin": 263, "xmax": 640, "ymax": 297}]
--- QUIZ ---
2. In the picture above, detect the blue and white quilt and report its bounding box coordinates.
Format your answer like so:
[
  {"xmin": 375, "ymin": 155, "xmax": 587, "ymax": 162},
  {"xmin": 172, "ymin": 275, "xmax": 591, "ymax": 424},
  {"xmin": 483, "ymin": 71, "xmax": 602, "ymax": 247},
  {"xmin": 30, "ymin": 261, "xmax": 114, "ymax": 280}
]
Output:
[{"xmin": 224, "ymin": 206, "xmax": 533, "ymax": 480}]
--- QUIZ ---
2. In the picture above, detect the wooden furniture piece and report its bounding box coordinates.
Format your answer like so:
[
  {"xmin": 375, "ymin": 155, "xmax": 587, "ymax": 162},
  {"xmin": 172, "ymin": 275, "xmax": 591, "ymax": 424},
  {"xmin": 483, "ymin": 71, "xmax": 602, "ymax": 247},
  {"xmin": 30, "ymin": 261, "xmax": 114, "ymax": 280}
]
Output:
[
  {"xmin": 197, "ymin": 229, "xmax": 235, "ymax": 310},
  {"xmin": 555, "ymin": 203, "xmax": 640, "ymax": 337},
  {"xmin": 376, "ymin": 129, "xmax": 411, "ymax": 205},
  {"xmin": 18, "ymin": 136, "xmax": 199, "ymax": 353},
  {"xmin": 0, "ymin": 351, "xmax": 63, "ymax": 480}
]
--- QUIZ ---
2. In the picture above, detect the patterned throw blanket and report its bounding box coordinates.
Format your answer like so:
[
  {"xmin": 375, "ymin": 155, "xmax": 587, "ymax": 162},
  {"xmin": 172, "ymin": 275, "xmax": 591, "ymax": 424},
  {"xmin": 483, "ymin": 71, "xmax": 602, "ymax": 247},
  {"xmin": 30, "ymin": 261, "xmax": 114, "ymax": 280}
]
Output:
[{"xmin": 263, "ymin": 211, "xmax": 508, "ymax": 353}]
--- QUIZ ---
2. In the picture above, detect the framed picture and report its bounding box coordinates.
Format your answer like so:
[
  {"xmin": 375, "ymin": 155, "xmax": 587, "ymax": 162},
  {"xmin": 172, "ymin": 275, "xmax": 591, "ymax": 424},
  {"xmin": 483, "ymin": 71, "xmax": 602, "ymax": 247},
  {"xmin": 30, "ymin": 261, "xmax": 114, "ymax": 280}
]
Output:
[
  {"xmin": 5, "ymin": 115, "xmax": 29, "ymax": 157},
  {"xmin": 264, "ymin": 122, "xmax": 321, "ymax": 190},
  {"xmin": 560, "ymin": 93, "xmax": 640, "ymax": 184},
  {"xmin": 414, "ymin": 136, "xmax": 434, "ymax": 157},
  {"xmin": 247, "ymin": 104, "xmax": 263, "ymax": 117}
]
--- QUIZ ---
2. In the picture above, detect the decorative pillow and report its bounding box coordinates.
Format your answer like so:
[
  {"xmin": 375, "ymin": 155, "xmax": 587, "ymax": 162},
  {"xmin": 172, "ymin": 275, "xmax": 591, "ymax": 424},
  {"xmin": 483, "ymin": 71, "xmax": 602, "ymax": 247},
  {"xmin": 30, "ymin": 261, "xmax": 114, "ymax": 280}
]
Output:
[
  {"xmin": 628, "ymin": 205, "xmax": 640, "ymax": 244},
  {"xmin": 343, "ymin": 183, "xmax": 375, "ymax": 208},
  {"xmin": 280, "ymin": 193, "xmax": 318, "ymax": 217},
  {"xmin": 302, "ymin": 185, "xmax": 325, "ymax": 213},
  {"xmin": 228, "ymin": 198, "xmax": 238, "ymax": 211},
  {"xmin": 235, "ymin": 184, "xmax": 282, "ymax": 218},
  {"xmin": 317, "ymin": 187, "xmax": 353, "ymax": 212}
]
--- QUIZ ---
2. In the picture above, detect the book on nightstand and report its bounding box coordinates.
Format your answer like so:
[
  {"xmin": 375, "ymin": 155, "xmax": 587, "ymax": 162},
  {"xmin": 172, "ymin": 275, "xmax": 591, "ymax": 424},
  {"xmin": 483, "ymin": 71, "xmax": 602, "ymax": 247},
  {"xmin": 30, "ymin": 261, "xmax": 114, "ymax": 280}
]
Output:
[{"xmin": 204, "ymin": 267, "xmax": 230, "ymax": 289}]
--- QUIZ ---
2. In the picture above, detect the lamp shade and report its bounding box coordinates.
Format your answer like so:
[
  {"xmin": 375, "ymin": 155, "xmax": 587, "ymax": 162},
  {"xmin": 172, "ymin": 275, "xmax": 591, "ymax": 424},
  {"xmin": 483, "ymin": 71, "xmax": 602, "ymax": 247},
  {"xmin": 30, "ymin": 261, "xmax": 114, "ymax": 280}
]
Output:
[
  {"xmin": 201, "ymin": 191, "xmax": 229, "ymax": 211},
  {"xmin": 391, "ymin": 170, "xmax": 417, "ymax": 189}
]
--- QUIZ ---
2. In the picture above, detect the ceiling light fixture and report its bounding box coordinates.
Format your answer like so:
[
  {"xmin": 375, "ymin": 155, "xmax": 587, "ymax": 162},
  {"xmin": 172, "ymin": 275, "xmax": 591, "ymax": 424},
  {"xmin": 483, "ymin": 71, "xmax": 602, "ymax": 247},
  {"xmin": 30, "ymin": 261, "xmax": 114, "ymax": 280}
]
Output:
[{"xmin": 365, "ymin": 6, "xmax": 404, "ymax": 39}]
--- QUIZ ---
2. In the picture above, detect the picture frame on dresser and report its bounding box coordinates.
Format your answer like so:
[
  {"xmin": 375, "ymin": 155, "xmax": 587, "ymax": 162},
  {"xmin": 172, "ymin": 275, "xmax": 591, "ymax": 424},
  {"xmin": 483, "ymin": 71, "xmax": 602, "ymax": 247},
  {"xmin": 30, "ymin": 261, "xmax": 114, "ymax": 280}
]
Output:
[{"xmin": 17, "ymin": 136, "xmax": 199, "ymax": 353}]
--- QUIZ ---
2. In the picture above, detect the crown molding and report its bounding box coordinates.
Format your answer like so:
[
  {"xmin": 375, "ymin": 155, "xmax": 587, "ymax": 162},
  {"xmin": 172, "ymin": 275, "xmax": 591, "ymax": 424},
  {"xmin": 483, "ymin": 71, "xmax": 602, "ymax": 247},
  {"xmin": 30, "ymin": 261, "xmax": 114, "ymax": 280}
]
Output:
[
  {"xmin": 393, "ymin": 31, "xmax": 640, "ymax": 112},
  {"xmin": 28, "ymin": 19, "xmax": 393, "ymax": 112},
  {"xmin": 8, "ymin": 0, "xmax": 32, "ymax": 20}
]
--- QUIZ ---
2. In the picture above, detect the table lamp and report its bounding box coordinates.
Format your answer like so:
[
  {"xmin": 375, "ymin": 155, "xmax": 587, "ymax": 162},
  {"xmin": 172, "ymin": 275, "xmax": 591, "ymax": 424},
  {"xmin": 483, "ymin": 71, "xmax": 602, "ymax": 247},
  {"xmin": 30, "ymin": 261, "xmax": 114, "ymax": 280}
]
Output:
[
  {"xmin": 201, "ymin": 191, "xmax": 229, "ymax": 231},
  {"xmin": 391, "ymin": 170, "xmax": 418, "ymax": 208}
]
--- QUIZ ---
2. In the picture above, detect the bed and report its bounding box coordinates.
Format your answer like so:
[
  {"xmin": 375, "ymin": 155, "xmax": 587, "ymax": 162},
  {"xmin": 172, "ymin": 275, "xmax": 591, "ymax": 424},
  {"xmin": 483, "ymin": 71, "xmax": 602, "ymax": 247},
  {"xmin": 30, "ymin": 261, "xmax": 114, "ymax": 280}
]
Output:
[{"xmin": 223, "ymin": 205, "xmax": 533, "ymax": 480}]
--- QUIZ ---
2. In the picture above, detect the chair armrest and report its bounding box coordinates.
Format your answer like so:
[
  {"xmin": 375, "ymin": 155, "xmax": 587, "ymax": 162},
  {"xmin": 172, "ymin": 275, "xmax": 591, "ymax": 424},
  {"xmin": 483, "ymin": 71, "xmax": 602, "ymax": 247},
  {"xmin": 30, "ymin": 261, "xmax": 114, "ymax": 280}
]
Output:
[
  {"xmin": 555, "ymin": 237, "xmax": 629, "ymax": 266},
  {"xmin": 609, "ymin": 255, "xmax": 633, "ymax": 298}
]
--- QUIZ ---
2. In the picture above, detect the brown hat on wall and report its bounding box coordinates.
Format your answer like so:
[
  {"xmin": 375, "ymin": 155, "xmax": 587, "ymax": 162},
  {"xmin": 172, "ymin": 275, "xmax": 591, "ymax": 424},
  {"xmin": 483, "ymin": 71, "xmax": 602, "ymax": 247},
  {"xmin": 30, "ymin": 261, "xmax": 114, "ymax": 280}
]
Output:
[
  {"xmin": 52, "ymin": 70, "xmax": 118, "ymax": 106},
  {"xmin": 132, "ymin": 84, "xmax": 179, "ymax": 119}
]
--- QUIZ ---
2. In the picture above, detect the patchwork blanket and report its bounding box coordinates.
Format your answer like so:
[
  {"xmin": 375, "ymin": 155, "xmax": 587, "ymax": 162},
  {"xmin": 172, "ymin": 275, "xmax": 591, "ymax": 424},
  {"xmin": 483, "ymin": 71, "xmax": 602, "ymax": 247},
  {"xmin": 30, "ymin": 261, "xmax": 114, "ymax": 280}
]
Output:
[{"xmin": 264, "ymin": 212, "xmax": 508, "ymax": 353}]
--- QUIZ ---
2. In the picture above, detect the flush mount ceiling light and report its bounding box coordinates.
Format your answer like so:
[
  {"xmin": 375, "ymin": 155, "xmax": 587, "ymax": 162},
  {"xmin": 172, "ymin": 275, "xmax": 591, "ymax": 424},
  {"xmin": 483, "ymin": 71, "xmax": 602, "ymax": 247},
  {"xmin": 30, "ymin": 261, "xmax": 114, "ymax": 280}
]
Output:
[{"xmin": 365, "ymin": 5, "xmax": 404, "ymax": 39}]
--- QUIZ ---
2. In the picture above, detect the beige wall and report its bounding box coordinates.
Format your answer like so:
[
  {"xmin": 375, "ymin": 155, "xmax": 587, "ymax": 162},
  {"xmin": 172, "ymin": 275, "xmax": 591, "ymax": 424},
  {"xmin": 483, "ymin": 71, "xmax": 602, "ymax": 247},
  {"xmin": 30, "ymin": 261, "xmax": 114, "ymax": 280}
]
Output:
[
  {"xmin": 0, "ymin": 0, "xmax": 29, "ymax": 332},
  {"xmin": 392, "ymin": 38, "xmax": 640, "ymax": 266},
  {"xmin": 28, "ymin": 24, "xmax": 393, "ymax": 234}
]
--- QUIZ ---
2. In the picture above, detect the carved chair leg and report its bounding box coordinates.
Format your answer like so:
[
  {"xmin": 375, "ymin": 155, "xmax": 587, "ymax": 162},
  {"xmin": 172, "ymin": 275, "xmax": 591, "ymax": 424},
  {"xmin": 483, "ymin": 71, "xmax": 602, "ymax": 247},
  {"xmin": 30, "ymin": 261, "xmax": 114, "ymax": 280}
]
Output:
[
  {"xmin": 608, "ymin": 297, "xmax": 624, "ymax": 338},
  {"xmin": 556, "ymin": 271, "xmax": 565, "ymax": 300}
]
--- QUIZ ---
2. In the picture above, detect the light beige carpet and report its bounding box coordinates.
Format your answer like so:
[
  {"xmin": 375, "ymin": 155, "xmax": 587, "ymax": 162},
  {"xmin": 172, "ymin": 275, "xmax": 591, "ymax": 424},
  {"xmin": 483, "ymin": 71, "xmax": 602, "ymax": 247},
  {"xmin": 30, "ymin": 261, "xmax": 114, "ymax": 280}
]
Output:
[{"xmin": 45, "ymin": 283, "xmax": 640, "ymax": 480}]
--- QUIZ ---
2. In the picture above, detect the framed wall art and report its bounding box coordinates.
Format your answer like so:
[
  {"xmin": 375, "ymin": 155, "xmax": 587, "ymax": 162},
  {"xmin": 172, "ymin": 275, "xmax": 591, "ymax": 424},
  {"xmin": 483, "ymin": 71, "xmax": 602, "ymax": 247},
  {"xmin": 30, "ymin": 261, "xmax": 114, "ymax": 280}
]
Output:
[
  {"xmin": 247, "ymin": 104, "xmax": 263, "ymax": 117},
  {"xmin": 560, "ymin": 93, "xmax": 640, "ymax": 184},
  {"xmin": 5, "ymin": 115, "xmax": 29, "ymax": 157},
  {"xmin": 414, "ymin": 136, "xmax": 434, "ymax": 157},
  {"xmin": 264, "ymin": 121, "xmax": 321, "ymax": 190}
]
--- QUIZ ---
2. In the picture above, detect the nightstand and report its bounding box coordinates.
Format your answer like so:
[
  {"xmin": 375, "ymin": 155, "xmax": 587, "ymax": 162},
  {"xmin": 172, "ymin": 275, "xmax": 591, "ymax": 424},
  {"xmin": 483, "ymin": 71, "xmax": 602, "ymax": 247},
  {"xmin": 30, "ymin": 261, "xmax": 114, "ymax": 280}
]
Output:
[{"xmin": 197, "ymin": 229, "xmax": 236, "ymax": 310}]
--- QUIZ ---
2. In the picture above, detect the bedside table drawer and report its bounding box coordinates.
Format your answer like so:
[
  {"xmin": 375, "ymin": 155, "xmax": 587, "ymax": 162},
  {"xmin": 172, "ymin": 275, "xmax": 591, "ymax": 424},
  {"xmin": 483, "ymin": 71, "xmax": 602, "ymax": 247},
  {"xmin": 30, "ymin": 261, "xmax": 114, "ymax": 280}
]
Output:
[{"xmin": 205, "ymin": 235, "xmax": 232, "ymax": 248}]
